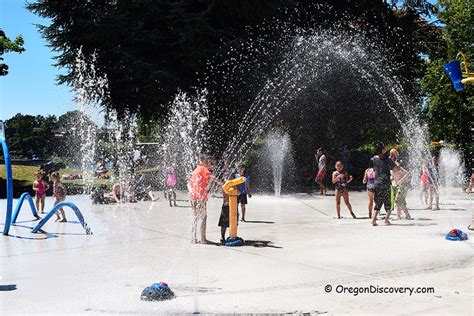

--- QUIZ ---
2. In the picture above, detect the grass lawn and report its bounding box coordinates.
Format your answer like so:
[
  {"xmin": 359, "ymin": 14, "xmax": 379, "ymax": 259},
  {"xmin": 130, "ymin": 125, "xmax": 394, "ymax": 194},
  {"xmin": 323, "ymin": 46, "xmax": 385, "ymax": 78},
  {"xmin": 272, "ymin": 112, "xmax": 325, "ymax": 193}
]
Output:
[
  {"xmin": 0, "ymin": 165, "xmax": 111, "ymax": 197},
  {"xmin": 0, "ymin": 165, "xmax": 83, "ymax": 183},
  {"xmin": 0, "ymin": 164, "xmax": 160, "ymax": 198}
]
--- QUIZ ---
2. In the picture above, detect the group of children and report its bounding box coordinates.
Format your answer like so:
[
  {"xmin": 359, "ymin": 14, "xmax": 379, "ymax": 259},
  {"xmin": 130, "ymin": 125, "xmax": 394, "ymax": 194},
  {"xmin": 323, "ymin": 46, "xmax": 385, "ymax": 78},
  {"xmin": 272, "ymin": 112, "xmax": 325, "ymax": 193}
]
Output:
[
  {"xmin": 316, "ymin": 146, "xmax": 422, "ymax": 225},
  {"xmin": 32, "ymin": 171, "xmax": 67, "ymax": 222}
]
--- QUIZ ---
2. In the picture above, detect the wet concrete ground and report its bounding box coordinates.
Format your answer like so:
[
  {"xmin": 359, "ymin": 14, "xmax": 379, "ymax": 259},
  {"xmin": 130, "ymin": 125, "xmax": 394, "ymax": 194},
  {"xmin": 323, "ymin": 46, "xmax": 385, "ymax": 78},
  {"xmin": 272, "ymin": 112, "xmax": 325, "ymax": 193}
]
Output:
[{"xmin": 1, "ymin": 190, "xmax": 472, "ymax": 314}]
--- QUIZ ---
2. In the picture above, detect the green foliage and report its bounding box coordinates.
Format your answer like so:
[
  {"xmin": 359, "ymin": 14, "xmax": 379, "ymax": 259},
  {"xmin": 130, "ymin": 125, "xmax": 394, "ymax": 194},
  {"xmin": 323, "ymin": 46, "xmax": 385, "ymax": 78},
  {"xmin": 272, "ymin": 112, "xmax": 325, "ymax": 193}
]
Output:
[
  {"xmin": 357, "ymin": 144, "xmax": 376, "ymax": 154},
  {"xmin": 136, "ymin": 117, "xmax": 160, "ymax": 143},
  {"xmin": 0, "ymin": 29, "xmax": 25, "ymax": 76},
  {"xmin": 420, "ymin": 0, "xmax": 473, "ymax": 153},
  {"xmin": 27, "ymin": 1, "xmax": 436, "ymax": 121},
  {"xmin": 55, "ymin": 110, "xmax": 98, "ymax": 165},
  {"xmin": 4, "ymin": 111, "xmax": 98, "ymax": 163},
  {"xmin": 5, "ymin": 114, "xmax": 58, "ymax": 158},
  {"xmin": 24, "ymin": 0, "xmax": 446, "ymax": 174}
]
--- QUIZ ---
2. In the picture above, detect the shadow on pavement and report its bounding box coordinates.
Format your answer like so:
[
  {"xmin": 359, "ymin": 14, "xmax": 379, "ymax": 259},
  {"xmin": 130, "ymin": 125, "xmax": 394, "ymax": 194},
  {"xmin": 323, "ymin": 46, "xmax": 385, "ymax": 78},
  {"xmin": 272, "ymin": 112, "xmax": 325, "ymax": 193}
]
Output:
[{"xmin": 244, "ymin": 240, "xmax": 282, "ymax": 248}]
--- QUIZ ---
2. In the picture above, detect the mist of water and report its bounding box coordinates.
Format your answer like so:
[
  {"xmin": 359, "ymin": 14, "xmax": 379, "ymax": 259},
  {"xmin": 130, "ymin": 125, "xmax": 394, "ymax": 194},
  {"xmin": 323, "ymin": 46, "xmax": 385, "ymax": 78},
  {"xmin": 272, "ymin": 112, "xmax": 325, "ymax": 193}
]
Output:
[
  {"xmin": 73, "ymin": 48, "xmax": 109, "ymax": 193},
  {"xmin": 263, "ymin": 132, "xmax": 293, "ymax": 196},
  {"xmin": 205, "ymin": 28, "xmax": 431, "ymax": 187},
  {"xmin": 439, "ymin": 147, "xmax": 462, "ymax": 199}
]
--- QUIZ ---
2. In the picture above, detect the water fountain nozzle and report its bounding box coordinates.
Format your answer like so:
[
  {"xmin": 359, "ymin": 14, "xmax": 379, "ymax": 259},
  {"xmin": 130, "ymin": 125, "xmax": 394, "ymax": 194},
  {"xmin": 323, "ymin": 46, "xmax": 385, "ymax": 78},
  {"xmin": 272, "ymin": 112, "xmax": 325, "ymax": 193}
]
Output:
[{"xmin": 223, "ymin": 177, "xmax": 246, "ymax": 240}]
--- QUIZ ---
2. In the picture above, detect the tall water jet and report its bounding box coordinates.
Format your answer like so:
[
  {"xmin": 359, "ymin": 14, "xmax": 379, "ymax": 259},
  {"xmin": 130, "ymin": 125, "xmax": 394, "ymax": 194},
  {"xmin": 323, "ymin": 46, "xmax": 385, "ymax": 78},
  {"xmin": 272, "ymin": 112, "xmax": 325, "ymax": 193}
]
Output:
[
  {"xmin": 439, "ymin": 147, "xmax": 461, "ymax": 199},
  {"xmin": 73, "ymin": 48, "xmax": 109, "ymax": 193},
  {"xmin": 264, "ymin": 131, "xmax": 293, "ymax": 197},
  {"xmin": 199, "ymin": 14, "xmax": 434, "ymax": 194},
  {"xmin": 159, "ymin": 90, "xmax": 209, "ymax": 184},
  {"xmin": 156, "ymin": 89, "xmax": 209, "ymax": 314}
]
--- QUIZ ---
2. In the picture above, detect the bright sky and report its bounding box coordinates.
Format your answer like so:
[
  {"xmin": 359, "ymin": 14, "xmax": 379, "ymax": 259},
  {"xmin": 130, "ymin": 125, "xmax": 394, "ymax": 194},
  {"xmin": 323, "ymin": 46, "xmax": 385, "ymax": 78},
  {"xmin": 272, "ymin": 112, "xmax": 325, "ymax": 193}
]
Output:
[{"xmin": 0, "ymin": 0, "xmax": 75, "ymax": 121}]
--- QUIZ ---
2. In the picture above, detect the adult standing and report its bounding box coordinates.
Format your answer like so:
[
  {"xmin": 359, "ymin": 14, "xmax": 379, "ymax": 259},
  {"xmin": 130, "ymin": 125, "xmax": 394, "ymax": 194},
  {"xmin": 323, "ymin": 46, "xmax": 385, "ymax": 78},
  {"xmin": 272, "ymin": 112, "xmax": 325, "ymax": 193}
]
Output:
[
  {"xmin": 315, "ymin": 148, "xmax": 327, "ymax": 195},
  {"xmin": 371, "ymin": 143, "xmax": 396, "ymax": 226}
]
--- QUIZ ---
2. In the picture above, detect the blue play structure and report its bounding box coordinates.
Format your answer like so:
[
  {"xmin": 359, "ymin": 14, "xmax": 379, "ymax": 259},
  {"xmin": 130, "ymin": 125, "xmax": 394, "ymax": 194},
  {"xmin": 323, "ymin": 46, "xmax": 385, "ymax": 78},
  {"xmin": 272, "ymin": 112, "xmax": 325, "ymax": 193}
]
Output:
[
  {"xmin": 444, "ymin": 60, "xmax": 465, "ymax": 91},
  {"xmin": 31, "ymin": 201, "xmax": 92, "ymax": 234},
  {"xmin": 12, "ymin": 192, "xmax": 41, "ymax": 224},
  {"xmin": 444, "ymin": 52, "xmax": 474, "ymax": 91},
  {"xmin": 1, "ymin": 120, "xmax": 92, "ymax": 236}
]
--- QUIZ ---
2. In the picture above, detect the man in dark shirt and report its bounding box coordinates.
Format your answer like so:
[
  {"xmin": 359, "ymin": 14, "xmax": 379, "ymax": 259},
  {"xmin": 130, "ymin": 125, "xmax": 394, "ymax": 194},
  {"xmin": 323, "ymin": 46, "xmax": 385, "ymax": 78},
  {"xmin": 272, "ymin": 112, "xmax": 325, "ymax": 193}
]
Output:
[{"xmin": 371, "ymin": 143, "xmax": 395, "ymax": 226}]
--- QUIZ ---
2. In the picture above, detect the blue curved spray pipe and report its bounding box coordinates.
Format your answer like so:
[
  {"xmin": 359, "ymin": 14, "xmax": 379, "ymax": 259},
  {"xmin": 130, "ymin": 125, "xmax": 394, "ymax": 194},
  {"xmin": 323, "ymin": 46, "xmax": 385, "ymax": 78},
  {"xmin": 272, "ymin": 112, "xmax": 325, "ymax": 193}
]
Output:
[
  {"xmin": 31, "ymin": 201, "xmax": 93, "ymax": 235},
  {"xmin": 1, "ymin": 137, "xmax": 13, "ymax": 235},
  {"xmin": 11, "ymin": 192, "xmax": 40, "ymax": 224}
]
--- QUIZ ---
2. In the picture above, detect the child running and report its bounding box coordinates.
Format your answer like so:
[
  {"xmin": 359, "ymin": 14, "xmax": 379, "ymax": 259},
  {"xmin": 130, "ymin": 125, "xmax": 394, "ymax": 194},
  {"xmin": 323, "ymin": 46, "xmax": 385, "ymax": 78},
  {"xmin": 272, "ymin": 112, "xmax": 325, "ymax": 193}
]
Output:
[
  {"xmin": 362, "ymin": 159, "xmax": 375, "ymax": 218},
  {"xmin": 33, "ymin": 171, "xmax": 49, "ymax": 214},
  {"xmin": 51, "ymin": 172, "xmax": 67, "ymax": 222},
  {"xmin": 332, "ymin": 161, "xmax": 356, "ymax": 219}
]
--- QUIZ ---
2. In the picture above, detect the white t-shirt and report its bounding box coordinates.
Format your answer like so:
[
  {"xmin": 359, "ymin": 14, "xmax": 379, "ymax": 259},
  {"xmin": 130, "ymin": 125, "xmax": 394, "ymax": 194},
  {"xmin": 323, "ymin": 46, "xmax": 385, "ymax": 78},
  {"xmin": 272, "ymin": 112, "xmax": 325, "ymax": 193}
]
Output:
[{"xmin": 318, "ymin": 155, "xmax": 327, "ymax": 170}]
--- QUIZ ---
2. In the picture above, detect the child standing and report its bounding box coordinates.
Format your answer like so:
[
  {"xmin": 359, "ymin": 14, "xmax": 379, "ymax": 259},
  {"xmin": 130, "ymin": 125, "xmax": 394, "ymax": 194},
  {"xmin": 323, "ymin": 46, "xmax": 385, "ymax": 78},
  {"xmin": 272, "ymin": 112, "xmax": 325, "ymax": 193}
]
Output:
[
  {"xmin": 33, "ymin": 171, "xmax": 49, "ymax": 214},
  {"xmin": 218, "ymin": 175, "xmax": 235, "ymax": 243},
  {"xmin": 420, "ymin": 161, "xmax": 430, "ymax": 205},
  {"xmin": 391, "ymin": 164, "xmax": 412, "ymax": 220},
  {"xmin": 427, "ymin": 156, "xmax": 440, "ymax": 210},
  {"xmin": 362, "ymin": 159, "xmax": 375, "ymax": 218},
  {"xmin": 189, "ymin": 155, "xmax": 220, "ymax": 244},
  {"xmin": 165, "ymin": 165, "xmax": 177, "ymax": 207},
  {"xmin": 332, "ymin": 161, "xmax": 356, "ymax": 219},
  {"xmin": 233, "ymin": 164, "xmax": 252, "ymax": 222},
  {"xmin": 51, "ymin": 172, "xmax": 67, "ymax": 222},
  {"xmin": 314, "ymin": 148, "xmax": 327, "ymax": 195}
]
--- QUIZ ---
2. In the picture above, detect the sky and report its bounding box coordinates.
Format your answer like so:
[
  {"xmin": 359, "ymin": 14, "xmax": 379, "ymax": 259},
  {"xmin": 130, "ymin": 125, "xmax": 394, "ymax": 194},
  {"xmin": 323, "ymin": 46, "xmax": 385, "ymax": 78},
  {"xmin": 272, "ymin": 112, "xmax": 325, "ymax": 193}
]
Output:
[{"xmin": 0, "ymin": 0, "xmax": 75, "ymax": 121}]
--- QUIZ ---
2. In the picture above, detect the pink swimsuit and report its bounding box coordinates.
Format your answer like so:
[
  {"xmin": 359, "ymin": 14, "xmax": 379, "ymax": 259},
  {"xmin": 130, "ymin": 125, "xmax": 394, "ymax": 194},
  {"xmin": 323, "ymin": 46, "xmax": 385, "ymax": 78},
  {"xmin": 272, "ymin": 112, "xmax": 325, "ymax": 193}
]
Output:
[
  {"xmin": 166, "ymin": 167, "xmax": 177, "ymax": 187},
  {"xmin": 36, "ymin": 181, "xmax": 46, "ymax": 196},
  {"xmin": 421, "ymin": 171, "xmax": 430, "ymax": 184}
]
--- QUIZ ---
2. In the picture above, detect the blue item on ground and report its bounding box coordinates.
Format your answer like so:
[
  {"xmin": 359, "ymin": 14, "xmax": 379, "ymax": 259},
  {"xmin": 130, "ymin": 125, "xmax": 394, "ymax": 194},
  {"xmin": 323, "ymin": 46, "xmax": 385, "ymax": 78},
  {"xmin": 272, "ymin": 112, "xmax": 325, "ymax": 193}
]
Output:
[
  {"xmin": 141, "ymin": 282, "xmax": 175, "ymax": 301},
  {"xmin": 445, "ymin": 229, "xmax": 468, "ymax": 241},
  {"xmin": 224, "ymin": 236, "xmax": 244, "ymax": 247}
]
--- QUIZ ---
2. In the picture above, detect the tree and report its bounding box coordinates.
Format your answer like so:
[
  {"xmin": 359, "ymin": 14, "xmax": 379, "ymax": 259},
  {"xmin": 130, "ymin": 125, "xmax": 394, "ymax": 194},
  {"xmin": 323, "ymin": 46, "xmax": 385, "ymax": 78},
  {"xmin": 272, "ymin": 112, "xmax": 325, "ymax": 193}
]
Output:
[
  {"xmin": 5, "ymin": 113, "xmax": 57, "ymax": 158},
  {"xmin": 421, "ymin": 0, "xmax": 473, "ymax": 156},
  {"xmin": 27, "ymin": 0, "xmax": 439, "ymax": 163},
  {"xmin": 0, "ymin": 29, "xmax": 25, "ymax": 76},
  {"xmin": 55, "ymin": 110, "xmax": 98, "ymax": 165}
]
